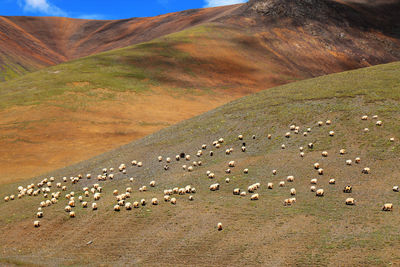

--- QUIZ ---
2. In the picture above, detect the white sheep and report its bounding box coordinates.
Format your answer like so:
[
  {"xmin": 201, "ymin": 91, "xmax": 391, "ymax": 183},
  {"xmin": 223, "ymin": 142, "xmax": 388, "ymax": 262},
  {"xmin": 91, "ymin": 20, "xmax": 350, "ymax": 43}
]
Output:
[
  {"xmin": 158, "ymin": 156, "xmax": 163, "ymax": 162},
  {"xmin": 393, "ymin": 186, "xmax": 399, "ymax": 192},
  {"xmin": 310, "ymin": 186, "xmax": 316, "ymax": 192},
  {"xmin": 290, "ymin": 188, "xmax": 296, "ymax": 195},
  {"xmin": 376, "ymin": 121, "xmax": 382, "ymax": 126},
  {"xmin": 314, "ymin": 162, "xmax": 320, "ymax": 169},
  {"xmin": 152, "ymin": 198, "xmax": 158, "ymax": 205},
  {"xmin": 189, "ymin": 195, "xmax": 194, "ymax": 201},
  {"xmin": 164, "ymin": 195, "xmax": 171, "ymax": 202},
  {"xmin": 150, "ymin": 181, "xmax": 156, "ymax": 187},
  {"xmin": 238, "ymin": 135, "xmax": 243, "ymax": 140},
  {"xmin": 382, "ymin": 203, "xmax": 393, "ymax": 211},
  {"xmin": 326, "ymin": 120, "xmax": 331, "ymax": 125},
  {"xmin": 364, "ymin": 128, "xmax": 369, "ymax": 133},
  {"xmin": 318, "ymin": 168, "xmax": 324, "ymax": 175},
  {"xmin": 137, "ymin": 162, "xmax": 143, "ymax": 167},
  {"xmin": 228, "ymin": 161, "xmax": 235, "ymax": 167},
  {"xmin": 362, "ymin": 167, "xmax": 370, "ymax": 174},
  {"xmin": 346, "ymin": 159, "xmax": 352, "ymax": 165},
  {"xmin": 329, "ymin": 179, "xmax": 336, "ymax": 184},
  {"xmin": 243, "ymin": 169, "xmax": 249, "ymax": 174},
  {"xmin": 318, "ymin": 121, "xmax": 323, "ymax": 126},
  {"xmin": 308, "ymin": 143, "xmax": 314, "ymax": 149},
  {"xmin": 113, "ymin": 190, "xmax": 119, "ymax": 196},
  {"xmin": 34, "ymin": 220, "xmax": 40, "ymax": 227},
  {"xmin": 170, "ymin": 198, "xmax": 177, "ymax": 205},
  {"xmin": 188, "ymin": 166, "xmax": 194, "ymax": 172},
  {"xmin": 267, "ymin": 183, "xmax": 273, "ymax": 189},
  {"xmin": 250, "ymin": 193, "xmax": 259, "ymax": 200},
  {"xmin": 209, "ymin": 183, "xmax": 220, "ymax": 191},
  {"xmin": 4, "ymin": 196, "xmax": 9, "ymax": 202},
  {"xmin": 310, "ymin": 179, "xmax": 317, "ymax": 184},
  {"xmin": 285, "ymin": 132, "xmax": 291, "ymax": 138},
  {"xmin": 300, "ymin": 152, "xmax": 305, "ymax": 157},
  {"xmin": 133, "ymin": 201, "xmax": 139, "ymax": 208},
  {"xmin": 329, "ymin": 131, "xmax": 335, "ymax": 136},
  {"xmin": 125, "ymin": 202, "xmax": 132, "ymax": 210},
  {"xmin": 37, "ymin": 211, "xmax": 43, "ymax": 218},
  {"xmin": 233, "ymin": 188, "xmax": 240, "ymax": 195},
  {"xmin": 202, "ymin": 144, "xmax": 207, "ymax": 150},
  {"xmin": 185, "ymin": 155, "xmax": 191, "ymax": 161},
  {"xmin": 217, "ymin": 222, "xmax": 223, "ymax": 231},
  {"xmin": 114, "ymin": 205, "xmax": 120, "ymax": 211},
  {"xmin": 267, "ymin": 134, "xmax": 272, "ymax": 139},
  {"xmin": 218, "ymin": 138, "xmax": 224, "ymax": 143},
  {"xmin": 361, "ymin": 115, "xmax": 368, "ymax": 120},
  {"xmin": 225, "ymin": 178, "xmax": 230, "ymax": 183},
  {"xmin": 279, "ymin": 181, "xmax": 285, "ymax": 187},
  {"xmin": 82, "ymin": 202, "xmax": 88, "ymax": 208},
  {"xmin": 69, "ymin": 211, "xmax": 76, "ymax": 218},
  {"xmin": 281, "ymin": 144, "xmax": 286, "ymax": 149},
  {"xmin": 241, "ymin": 146, "xmax": 246, "ymax": 152},
  {"xmin": 316, "ymin": 189, "xmax": 324, "ymax": 197},
  {"xmin": 272, "ymin": 169, "xmax": 277, "ymax": 175},
  {"xmin": 355, "ymin": 157, "xmax": 361, "ymax": 164},
  {"xmin": 287, "ymin": 176, "xmax": 294, "ymax": 182},
  {"xmin": 345, "ymin": 198, "xmax": 355, "ymax": 205},
  {"xmin": 322, "ymin": 151, "xmax": 328, "ymax": 157},
  {"xmin": 240, "ymin": 191, "xmax": 247, "ymax": 196}
]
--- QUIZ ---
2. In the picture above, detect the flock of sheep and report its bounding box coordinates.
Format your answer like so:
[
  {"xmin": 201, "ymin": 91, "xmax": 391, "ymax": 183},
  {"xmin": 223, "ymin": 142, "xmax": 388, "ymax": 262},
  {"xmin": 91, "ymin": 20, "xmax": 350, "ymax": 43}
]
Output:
[{"xmin": 2, "ymin": 114, "xmax": 397, "ymax": 230}]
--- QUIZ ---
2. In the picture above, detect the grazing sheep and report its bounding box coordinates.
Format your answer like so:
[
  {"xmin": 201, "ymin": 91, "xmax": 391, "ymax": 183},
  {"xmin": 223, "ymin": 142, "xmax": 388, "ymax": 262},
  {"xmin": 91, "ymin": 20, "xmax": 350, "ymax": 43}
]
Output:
[
  {"xmin": 113, "ymin": 190, "xmax": 119, "ymax": 196},
  {"xmin": 241, "ymin": 146, "xmax": 246, "ymax": 152},
  {"xmin": 182, "ymin": 165, "xmax": 187, "ymax": 170},
  {"xmin": 361, "ymin": 115, "xmax": 368, "ymax": 120},
  {"xmin": 56, "ymin": 183, "xmax": 61, "ymax": 188},
  {"xmin": 217, "ymin": 222, "xmax": 223, "ymax": 231},
  {"xmin": 34, "ymin": 220, "xmax": 40, "ymax": 228},
  {"xmin": 279, "ymin": 181, "xmax": 285, "ymax": 187},
  {"xmin": 303, "ymin": 132, "xmax": 308, "ymax": 136},
  {"xmin": 188, "ymin": 166, "xmax": 194, "ymax": 172},
  {"xmin": 267, "ymin": 183, "xmax": 273, "ymax": 189},
  {"xmin": 4, "ymin": 196, "xmax": 9, "ymax": 202},
  {"xmin": 233, "ymin": 188, "xmax": 241, "ymax": 195},
  {"xmin": 285, "ymin": 132, "xmax": 291, "ymax": 138},
  {"xmin": 82, "ymin": 202, "xmax": 88, "ymax": 208},
  {"xmin": 314, "ymin": 163, "xmax": 320, "ymax": 169},
  {"xmin": 364, "ymin": 128, "xmax": 369, "ymax": 133},
  {"xmin": 318, "ymin": 121, "xmax": 323, "ymax": 126},
  {"xmin": 65, "ymin": 206, "xmax": 72, "ymax": 212},
  {"xmin": 362, "ymin": 167, "xmax": 370, "ymax": 174},
  {"xmin": 318, "ymin": 168, "xmax": 324, "ymax": 175},
  {"xmin": 209, "ymin": 183, "xmax": 220, "ymax": 191},
  {"xmin": 373, "ymin": 115, "xmax": 378, "ymax": 119},
  {"xmin": 208, "ymin": 172, "xmax": 215, "ymax": 179},
  {"xmin": 272, "ymin": 169, "xmax": 277, "ymax": 175},
  {"xmin": 376, "ymin": 120, "xmax": 383, "ymax": 126},
  {"xmin": 228, "ymin": 161, "xmax": 235, "ymax": 167},
  {"xmin": 307, "ymin": 128, "xmax": 312, "ymax": 132},
  {"xmin": 164, "ymin": 195, "xmax": 171, "ymax": 202},
  {"xmin": 287, "ymin": 176, "xmax": 294, "ymax": 182},
  {"xmin": 281, "ymin": 144, "xmax": 286, "ymax": 149},
  {"xmin": 252, "ymin": 135, "xmax": 256, "ymax": 139},
  {"xmin": 290, "ymin": 188, "xmax": 296, "ymax": 196},
  {"xmin": 94, "ymin": 193, "xmax": 101, "ymax": 201},
  {"xmin": 316, "ymin": 189, "xmax": 324, "ymax": 197},
  {"xmin": 343, "ymin": 186, "xmax": 352, "ymax": 193},
  {"xmin": 189, "ymin": 195, "xmax": 194, "ymax": 201},
  {"xmin": 299, "ymin": 147, "xmax": 304, "ymax": 152},
  {"xmin": 126, "ymin": 187, "xmax": 132, "ymax": 193},
  {"xmin": 175, "ymin": 155, "xmax": 180, "ymax": 161},
  {"xmin": 240, "ymin": 191, "xmax": 247, "ymax": 196},
  {"xmin": 290, "ymin": 125, "xmax": 296, "ymax": 131},
  {"xmin": 137, "ymin": 162, "xmax": 143, "ymax": 167},
  {"xmin": 125, "ymin": 202, "xmax": 132, "ymax": 210},
  {"xmin": 329, "ymin": 131, "xmax": 335, "ymax": 136},
  {"xmin": 300, "ymin": 152, "xmax": 305, "ymax": 157},
  {"xmin": 68, "ymin": 200, "xmax": 75, "ymax": 207},
  {"xmin": 78, "ymin": 196, "xmax": 83, "ymax": 202},
  {"xmin": 322, "ymin": 151, "xmax": 328, "ymax": 157},
  {"xmin": 218, "ymin": 138, "xmax": 224, "ymax": 143},
  {"xmin": 225, "ymin": 149, "xmax": 231, "ymax": 155},
  {"xmin": 308, "ymin": 143, "xmax": 314, "ymax": 149},
  {"xmin": 133, "ymin": 201, "xmax": 139, "ymax": 208},
  {"xmin": 392, "ymin": 186, "xmax": 399, "ymax": 192},
  {"xmin": 198, "ymin": 161, "xmax": 202, "ymax": 166},
  {"xmin": 37, "ymin": 211, "xmax": 43, "ymax": 218},
  {"xmin": 150, "ymin": 181, "xmax": 156, "ymax": 187},
  {"xmin": 339, "ymin": 149, "xmax": 346, "ymax": 155},
  {"xmin": 251, "ymin": 193, "xmax": 259, "ymax": 200},
  {"xmin": 69, "ymin": 211, "xmax": 76, "ymax": 218},
  {"xmin": 329, "ymin": 179, "xmax": 336, "ymax": 184},
  {"xmin": 243, "ymin": 169, "xmax": 249, "ymax": 174},
  {"xmin": 346, "ymin": 160, "xmax": 352, "ymax": 165},
  {"xmin": 345, "ymin": 198, "xmax": 355, "ymax": 205},
  {"xmin": 355, "ymin": 157, "xmax": 361, "ymax": 164},
  {"xmin": 132, "ymin": 160, "xmax": 137, "ymax": 166},
  {"xmin": 311, "ymin": 179, "xmax": 317, "ymax": 184},
  {"xmin": 238, "ymin": 135, "xmax": 243, "ymax": 140},
  {"xmin": 191, "ymin": 188, "xmax": 196, "ymax": 193},
  {"xmin": 114, "ymin": 205, "xmax": 120, "ymax": 212},
  {"xmin": 284, "ymin": 198, "xmax": 296, "ymax": 206},
  {"xmin": 225, "ymin": 178, "xmax": 230, "ymax": 183},
  {"xmin": 185, "ymin": 155, "xmax": 191, "ymax": 161},
  {"xmin": 267, "ymin": 134, "xmax": 272, "ymax": 139},
  {"xmin": 382, "ymin": 203, "xmax": 393, "ymax": 211},
  {"xmin": 310, "ymin": 186, "xmax": 316, "ymax": 192},
  {"xmin": 158, "ymin": 156, "xmax": 163, "ymax": 162},
  {"xmin": 170, "ymin": 198, "xmax": 177, "ymax": 205},
  {"xmin": 152, "ymin": 198, "xmax": 158, "ymax": 205},
  {"xmin": 326, "ymin": 120, "xmax": 331, "ymax": 125},
  {"xmin": 201, "ymin": 144, "xmax": 207, "ymax": 150}
]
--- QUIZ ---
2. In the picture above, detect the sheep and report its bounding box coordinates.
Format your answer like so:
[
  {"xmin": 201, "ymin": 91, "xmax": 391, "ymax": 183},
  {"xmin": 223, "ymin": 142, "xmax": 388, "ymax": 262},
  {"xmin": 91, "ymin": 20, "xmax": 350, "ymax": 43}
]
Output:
[
  {"xmin": 217, "ymin": 222, "xmax": 223, "ymax": 231},
  {"xmin": 201, "ymin": 144, "xmax": 207, "ymax": 150},
  {"xmin": 241, "ymin": 146, "xmax": 246, "ymax": 152},
  {"xmin": 209, "ymin": 183, "xmax": 220, "ymax": 191},
  {"xmin": 316, "ymin": 189, "xmax": 324, "ymax": 197},
  {"xmin": 133, "ymin": 201, "xmax": 139, "ymax": 208},
  {"xmin": 63, "ymin": 177, "xmax": 67, "ymax": 182},
  {"xmin": 189, "ymin": 195, "xmax": 194, "ymax": 201},
  {"xmin": 94, "ymin": 193, "xmax": 101, "ymax": 201},
  {"xmin": 64, "ymin": 205, "xmax": 72, "ymax": 212},
  {"xmin": 238, "ymin": 135, "xmax": 243, "ymax": 140},
  {"xmin": 182, "ymin": 165, "xmax": 187, "ymax": 170},
  {"xmin": 285, "ymin": 132, "xmax": 291, "ymax": 138},
  {"xmin": 240, "ymin": 191, "xmax": 247, "ymax": 196},
  {"xmin": 346, "ymin": 160, "xmax": 352, "ymax": 165},
  {"xmin": 113, "ymin": 190, "xmax": 119, "ymax": 196},
  {"xmin": 355, "ymin": 157, "xmax": 361, "ymax": 164},
  {"xmin": 233, "ymin": 188, "xmax": 241, "ymax": 195},
  {"xmin": 279, "ymin": 181, "xmax": 285, "ymax": 187},
  {"xmin": 34, "ymin": 220, "xmax": 40, "ymax": 228},
  {"xmin": 56, "ymin": 182, "xmax": 61, "ymax": 188},
  {"xmin": 243, "ymin": 169, "xmax": 249, "ymax": 174},
  {"xmin": 310, "ymin": 179, "xmax": 317, "ymax": 184},
  {"xmin": 4, "ymin": 196, "xmax": 9, "ymax": 202},
  {"xmin": 314, "ymin": 163, "xmax": 320, "ymax": 169},
  {"xmin": 250, "ymin": 193, "xmax": 259, "ymax": 200},
  {"xmin": 393, "ymin": 186, "xmax": 399, "ymax": 192},
  {"xmin": 382, "ymin": 203, "xmax": 393, "ymax": 211},
  {"xmin": 137, "ymin": 162, "xmax": 143, "ymax": 167},
  {"xmin": 125, "ymin": 202, "xmax": 132, "ymax": 210},
  {"xmin": 361, "ymin": 115, "xmax": 368, "ymax": 120},
  {"xmin": 82, "ymin": 202, "xmax": 88, "ymax": 208},
  {"xmin": 290, "ymin": 125, "xmax": 296, "ymax": 130},
  {"xmin": 318, "ymin": 121, "xmax": 323, "ymax": 126},
  {"xmin": 307, "ymin": 128, "xmax": 311, "ymax": 132},
  {"xmin": 37, "ymin": 211, "xmax": 43, "ymax": 218},
  {"xmin": 114, "ymin": 205, "xmax": 120, "ymax": 211},
  {"xmin": 158, "ymin": 156, "xmax": 163, "ymax": 162},
  {"xmin": 310, "ymin": 186, "xmax": 316, "ymax": 192},
  {"xmin": 173, "ymin": 187, "xmax": 179, "ymax": 194},
  {"xmin": 267, "ymin": 183, "xmax": 273, "ymax": 189},
  {"xmin": 225, "ymin": 149, "xmax": 231, "ymax": 155},
  {"xmin": 188, "ymin": 166, "xmax": 194, "ymax": 172},
  {"xmin": 329, "ymin": 179, "xmax": 336, "ymax": 184},
  {"xmin": 225, "ymin": 178, "xmax": 230, "ymax": 183},
  {"xmin": 209, "ymin": 151, "xmax": 214, "ymax": 156},
  {"xmin": 131, "ymin": 160, "xmax": 137, "ymax": 166},
  {"xmin": 69, "ymin": 211, "xmax": 76, "ymax": 218},
  {"xmin": 322, "ymin": 151, "xmax": 328, "ymax": 157},
  {"xmin": 272, "ymin": 169, "xmax": 277, "ymax": 175},
  {"xmin": 78, "ymin": 196, "xmax": 83, "ymax": 202},
  {"xmin": 170, "ymin": 198, "xmax": 177, "ymax": 205},
  {"xmin": 198, "ymin": 161, "xmax": 202, "ymax": 166},
  {"xmin": 175, "ymin": 155, "xmax": 180, "ymax": 161},
  {"xmin": 152, "ymin": 198, "xmax": 158, "ymax": 205},
  {"xmin": 364, "ymin": 128, "xmax": 369, "ymax": 133},
  {"xmin": 373, "ymin": 115, "xmax": 378, "ymax": 119},
  {"xmin": 376, "ymin": 120, "xmax": 382, "ymax": 126},
  {"xmin": 191, "ymin": 188, "xmax": 196, "ymax": 193},
  {"xmin": 318, "ymin": 168, "xmax": 324, "ymax": 175},
  {"xmin": 362, "ymin": 167, "xmax": 370, "ymax": 174},
  {"xmin": 345, "ymin": 198, "xmax": 355, "ymax": 205},
  {"xmin": 164, "ymin": 195, "xmax": 171, "ymax": 202},
  {"xmin": 300, "ymin": 152, "xmax": 305, "ymax": 157},
  {"xmin": 142, "ymin": 186, "xmax": 148, "ymax": 191},
  {"xmin": 329, "ymin": 131, "xmax": 335, "ymax": 136},
  {"xmin": 303, "ymin": 132, "xmax": 308, "ymax": 136},
  {"xmin": 284, "ymin": 198, "xmax": 296, "ymax": 206},
  {"xmin": 68, "ymin": 200, "xmax": 75, "ymax": 207},
  {"xmin": 267, "ymin": 134, "xmax": 272, "ymax": 139},
  {"xmin": 118, "ymin": 200, "xmax": 125, "ymax": 207},
  {"xmin": 252, "ymin": 135, "xmax": 256, "ymax": 139},
  {"xmin": 228, "ymin": 161, "xmax": 235, "ymax": 167},
  {"xmin": 290, "ymin": 188, "xmax": 296, "ymax": 196},
  {"xmin": 343, "ymin": 186, "xmax": 352, "ymax": 193},
  {"xmin": 185, "ymin": 155, "xmax": 191, "ymax": 161},
  {"xmin": 287, "ymin": 176, "xmax": 294, "ymax": 182},
  {"xmin": 281, "ymin": 144, "xmax": 286, "ymax": 149},
  {"xmin": 308, "ymin": 143, "xmax": 314, "ymax": 149},
  {"xmin": 390, "ymin": 137, "xmax": 395, "ymax": 142},
  {"xmin": 150, "ymin": 181, "xmax": 156, "ymax": 187},
  {"xmin": 326, "ymin": 120, "xmax": 332, "ymax": 125},
  {"xmin": 185, "ymin": 185, "xmax": 192, "ymax": 193}
]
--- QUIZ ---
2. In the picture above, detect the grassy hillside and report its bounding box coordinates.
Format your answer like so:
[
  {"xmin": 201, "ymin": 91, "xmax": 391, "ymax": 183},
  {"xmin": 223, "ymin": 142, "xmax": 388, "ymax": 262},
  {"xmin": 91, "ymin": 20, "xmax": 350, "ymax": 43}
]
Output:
[{"xmin": 0, "ymin": 62, "xmax": 399, "ymax": 265}]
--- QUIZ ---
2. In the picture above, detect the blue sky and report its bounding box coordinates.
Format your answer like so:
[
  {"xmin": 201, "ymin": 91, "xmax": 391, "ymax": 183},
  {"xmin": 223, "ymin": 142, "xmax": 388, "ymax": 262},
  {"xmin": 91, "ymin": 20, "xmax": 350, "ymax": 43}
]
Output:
[{"xmin": 0, "ymin": 0, "xmax": 248, "ymax": 20}]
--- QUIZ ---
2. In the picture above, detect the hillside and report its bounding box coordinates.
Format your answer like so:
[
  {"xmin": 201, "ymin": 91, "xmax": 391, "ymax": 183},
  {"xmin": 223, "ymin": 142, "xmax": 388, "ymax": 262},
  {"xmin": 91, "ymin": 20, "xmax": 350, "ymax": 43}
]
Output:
[
  {"xmin": 0, "ymin": 5, "xmax": 241, "ymax": 81},
  {"xmin": 1, "ymin": 0, "xmax": 400, "ymax": 182},
  {"xmin": 0, "ymin": 62, "xmax": 399, "ymax": 265}
]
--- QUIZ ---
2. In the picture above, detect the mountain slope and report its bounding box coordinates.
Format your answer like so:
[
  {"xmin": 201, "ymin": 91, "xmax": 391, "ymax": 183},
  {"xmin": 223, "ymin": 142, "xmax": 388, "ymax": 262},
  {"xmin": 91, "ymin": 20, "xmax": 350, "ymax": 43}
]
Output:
[
  {"xmin": 0, "ymin": 62, "xmax": 399, "ymax": 265},
  {"xmin": 1, "ymin": 0, "xmax": 400, "ymax": 183},
  {"xmin": 0, "ymin": 5, "xmax": 241, "ymax": 81}
]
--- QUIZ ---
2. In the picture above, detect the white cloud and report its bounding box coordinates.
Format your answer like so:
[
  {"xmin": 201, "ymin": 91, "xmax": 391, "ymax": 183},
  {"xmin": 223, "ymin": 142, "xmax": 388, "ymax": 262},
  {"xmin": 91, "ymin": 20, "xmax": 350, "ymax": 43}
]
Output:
[
  {"xmin": 23, "ymin": 0, "xmax": 67, "ymax": 16},
  {"xmin": 204, "ymin": 0, "xmax": 247, "ymax": 8}
]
